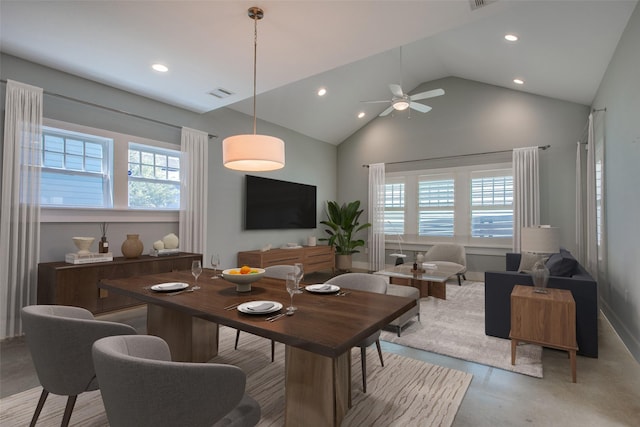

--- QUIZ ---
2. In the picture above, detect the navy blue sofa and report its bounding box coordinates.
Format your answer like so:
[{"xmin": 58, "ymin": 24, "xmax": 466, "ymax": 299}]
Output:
[{"xmin": 484, "ymin": 251, "xmax": 598, "ymax": 357}]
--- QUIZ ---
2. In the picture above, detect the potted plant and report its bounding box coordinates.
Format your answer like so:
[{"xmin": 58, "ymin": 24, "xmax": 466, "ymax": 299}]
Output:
[{"xmin": 320, "ymin": 200, "xmax": 371, "ymax": 271}]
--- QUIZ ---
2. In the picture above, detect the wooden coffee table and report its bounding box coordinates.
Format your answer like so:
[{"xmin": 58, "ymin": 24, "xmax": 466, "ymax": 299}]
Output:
[{"xmin": 374, "ymin": 262, "xmax": 465, "ymax": 299}]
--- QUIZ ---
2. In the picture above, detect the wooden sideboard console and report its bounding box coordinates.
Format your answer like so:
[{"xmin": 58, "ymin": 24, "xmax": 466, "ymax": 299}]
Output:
[
  {"xmin": 38, "ymin": 252, "xmax": 202, "ymax": 314},
  {"xmin": 237, "ymin": 246, "xmax": 334, "ymax": 274}
]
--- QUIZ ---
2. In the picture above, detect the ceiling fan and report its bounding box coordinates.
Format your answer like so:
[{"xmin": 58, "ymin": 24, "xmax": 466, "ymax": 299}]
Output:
[
  {"xmin": 363, "ymin": 84, "xmax": 445, "ymax": 117},
  {"xmin": 362, "ymin": 46, "xmax": 444, "ymax": 117}
]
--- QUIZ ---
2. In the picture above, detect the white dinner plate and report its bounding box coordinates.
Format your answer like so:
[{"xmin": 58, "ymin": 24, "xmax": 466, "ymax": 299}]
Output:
[
  {"xmin": 305, "ymin": 284, "xmax": 340, "ymax": 294},
  {"xmin": 237, "ymin": 301, "xmax": 283, "ymax": 314},
  {"xmin": 150, "ymin": 282, "xmax": 189, "ymax": 292}
]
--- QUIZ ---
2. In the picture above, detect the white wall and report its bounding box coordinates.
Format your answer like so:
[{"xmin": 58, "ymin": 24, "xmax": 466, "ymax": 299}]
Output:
[
  {"xmin": 337, "ymin": 76, "xmax": 590, "ymax": 268},
  {"xmin": 591, "ymin": 2, "xmax": 640, "ymax": 362}
]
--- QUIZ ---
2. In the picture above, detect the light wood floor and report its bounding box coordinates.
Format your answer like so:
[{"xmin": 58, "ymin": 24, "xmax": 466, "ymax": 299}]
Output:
[{"xmin": 2, "ymin": 298, "xmax": 639, "ymax": 426}]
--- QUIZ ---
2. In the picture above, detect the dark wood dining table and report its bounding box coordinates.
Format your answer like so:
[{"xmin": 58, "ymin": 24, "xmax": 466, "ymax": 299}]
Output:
[{"xmin": 99, "ymin": 268, "xmax": 416, "ymax": 427}]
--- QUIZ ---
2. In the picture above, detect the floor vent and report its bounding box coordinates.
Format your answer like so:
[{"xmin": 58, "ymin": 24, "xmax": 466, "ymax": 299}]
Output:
[
  {"xmin": 208, "ymin": 88, "xmax": 234, "ymax": 99},
  {"xmin": 469, "ymin": 0, "xmax": 498, "ymax": 11}
]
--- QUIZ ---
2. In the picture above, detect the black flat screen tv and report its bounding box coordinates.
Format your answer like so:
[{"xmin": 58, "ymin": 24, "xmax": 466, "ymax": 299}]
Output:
[{"xmin": 245, "ymin": 175, "xmax": 317, "ymax": 230}]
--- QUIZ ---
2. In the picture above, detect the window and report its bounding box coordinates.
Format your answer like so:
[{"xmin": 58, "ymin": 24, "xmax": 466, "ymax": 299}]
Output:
[
  {"xmin": 418, "ymin": 176, "xmax": 455, "ymax": 237},
  {"xmin": 128, "ymin": 143, "xmax": 180, "ymax": 209},
  {"xmin": 41, "ymin": 127, "xmax": 113, "ymax": 207},
  {"xmin": 40, "ymin": 120, "xmax": 180, "ymax": 219},
  {"xmin": 385, "ymin": 164, "xmax": 512, "ymax": 246},
  {"xmin": 384, "ymin": 178, "xmax": 405, "ymax": 234},
  {"xmin": 470, "ymin": 172, "xmax": 513, "ymax": 238}
]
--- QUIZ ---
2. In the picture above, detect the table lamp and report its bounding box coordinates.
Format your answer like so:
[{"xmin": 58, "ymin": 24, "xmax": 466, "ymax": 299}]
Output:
[{"xmin": 521, "ymin": 226, "xmax": 560, "ymax": 293}]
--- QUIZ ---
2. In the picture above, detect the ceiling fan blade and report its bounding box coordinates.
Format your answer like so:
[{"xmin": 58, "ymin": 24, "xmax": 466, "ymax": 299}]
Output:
[
  {"xmin": 379, "ymin": 105, "xmax": 395, "ymax": 117},
  {"xmin": 410, "ymin": 88, "xmax": 445, "ymax": 101},
  {"xmin": 389, "ymin": 84, "xmax": 404, "ymax": 98},
  {"xmin": 361, "ymin": 100, "xmax": 391, "ymax": 104},
  {"xmin": 409, "ymin": 102, "xmax": 432, "ymax": 113}
]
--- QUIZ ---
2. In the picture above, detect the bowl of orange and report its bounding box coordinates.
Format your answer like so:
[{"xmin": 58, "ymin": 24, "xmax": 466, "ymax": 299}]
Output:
[{"xmin": 222, "ymin": 266, "xmax": 265, "ymax": 292}]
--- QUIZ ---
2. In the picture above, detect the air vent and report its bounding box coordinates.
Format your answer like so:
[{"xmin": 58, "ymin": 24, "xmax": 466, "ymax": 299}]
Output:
[
  {"xmin": 208, "ymin": 88, "xmax": 234, "ymax": 99},
  {"xmin": 469, "ymin": 0, "xmax": 497, "ymax": 10}
]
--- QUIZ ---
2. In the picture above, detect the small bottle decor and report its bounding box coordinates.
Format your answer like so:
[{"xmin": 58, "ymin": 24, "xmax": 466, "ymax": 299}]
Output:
[{"xmin": 99, "ymin": 222, "xmax": 110, "ymax": 254}]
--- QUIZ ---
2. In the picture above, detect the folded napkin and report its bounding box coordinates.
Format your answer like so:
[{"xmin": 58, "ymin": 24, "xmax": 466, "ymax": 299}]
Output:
[
  {"xmin": 247, "ymin": 302, "xmax": 274, "ymax": 311},
  {"xmin": 317, "ymin": 285, "xmax": 332, "ymax": 291}
]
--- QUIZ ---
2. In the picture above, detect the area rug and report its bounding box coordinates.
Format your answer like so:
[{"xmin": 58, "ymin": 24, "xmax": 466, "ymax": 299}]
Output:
[
  {"xmin": 1, "ymin": 326, "xmax": 472, "ymax": 427},
  {"xmin": 381, "ymin": 281, "xmax": 543, "ymax": 378}
]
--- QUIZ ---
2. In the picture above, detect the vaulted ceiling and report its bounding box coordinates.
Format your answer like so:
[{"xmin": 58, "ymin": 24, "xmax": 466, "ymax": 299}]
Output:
[{"xmin": 1, "ymin": 1, "xmax": 636, "ymax": 145}]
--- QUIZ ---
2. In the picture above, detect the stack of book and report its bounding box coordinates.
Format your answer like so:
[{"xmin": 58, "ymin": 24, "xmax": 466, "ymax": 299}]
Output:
[{"xmin": 65, "ymin": 252, "xmax": 113, "ymax": 264}]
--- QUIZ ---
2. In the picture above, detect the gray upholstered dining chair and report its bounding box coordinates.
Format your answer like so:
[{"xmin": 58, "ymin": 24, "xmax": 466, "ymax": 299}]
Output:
[
  {"xmin": 92, "ymin": 334, "xmax": 261, "ymax": 427},
  {"xmin": 325, "ymin": 272, "xmax": 388, "ymax": 393},
  {"xmin": 424, "ymin": 243, "xmax": 467, "ymax": 285},
  {"xmin": 235, "ymin": 264, "xmax": 297, "ymax": 362},
  {"xmin": 21, "ymin": 305, "xmax": 137, "ymax": 427}
]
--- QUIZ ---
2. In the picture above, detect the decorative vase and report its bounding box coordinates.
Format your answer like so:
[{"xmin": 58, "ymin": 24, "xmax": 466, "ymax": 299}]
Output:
[
  {"xmin": 121, "ymin": 234, "xmax": 144, "ymax": 258},
  {"xmin": 531, "ymin": 260, "xmax": 550, "ymax": 293},
  {"xmin": 72, "ymin": 237, "xmax": 95, "ymax": 256}
]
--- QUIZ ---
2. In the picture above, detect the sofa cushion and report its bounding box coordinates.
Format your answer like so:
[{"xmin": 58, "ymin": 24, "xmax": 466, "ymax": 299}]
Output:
[
  {"xmin": 518, "ymin": 252, "xmax": 545, "ymax": 273},
  {"xmin": 546, "ymin": 248, "xmax": 578, "ymax": 277}
]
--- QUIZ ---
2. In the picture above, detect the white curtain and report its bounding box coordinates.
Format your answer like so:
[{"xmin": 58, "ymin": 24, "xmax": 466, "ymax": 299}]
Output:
[
  {"xmin": 1, "ymin": 80, "xmax": 43, "ymax": 339},
  {"xmin": 575, "ymin": 141, "xmax": 586, "ymax": 264},
  {"xmin": 179, "ymin": 127, "xmax": 208, "ymax": 255},
  {"xmin": 585, "ymin": 113, "xmax": 599, "ymax": 278},
  {"xmin": 512, "ymin": 147, "xmax": 540, "ymax": 252},
  {"xmin": 368, "ymin": 163, "xmax": 385, "ymax": 271}
]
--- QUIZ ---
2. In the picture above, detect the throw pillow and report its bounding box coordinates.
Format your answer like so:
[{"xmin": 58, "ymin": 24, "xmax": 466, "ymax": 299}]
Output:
[
  {"xmin": 546, "ymin": 249, "xmax": 578, "ymax": 277},
  {"xmin": 518, "ymin": 252, "xmax": 545, "ymax": 273}
]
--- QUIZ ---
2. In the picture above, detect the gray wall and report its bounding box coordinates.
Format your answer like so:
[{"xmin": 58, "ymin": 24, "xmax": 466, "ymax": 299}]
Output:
[
  {"xmin": 337, "ymin": 76, "xmax": 590, "ymax": 268},
  {"xmin": 591, "ymin": 3, "xmax": 640, "ymax": 361},
  {"xmin": 0, "ymin": 54, "xmax": 337, "ymax": 268}
]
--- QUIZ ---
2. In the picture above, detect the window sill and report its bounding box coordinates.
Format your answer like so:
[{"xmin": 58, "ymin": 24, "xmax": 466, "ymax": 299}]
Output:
[{"xmin": 41, "ymin": 208, "xmax": 179, "ymax": 223}]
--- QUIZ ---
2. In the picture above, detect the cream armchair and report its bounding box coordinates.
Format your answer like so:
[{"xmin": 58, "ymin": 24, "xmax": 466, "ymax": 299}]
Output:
[{"xmin": 424, "ymin": 243, "xmax": 467, "ymax": 286}]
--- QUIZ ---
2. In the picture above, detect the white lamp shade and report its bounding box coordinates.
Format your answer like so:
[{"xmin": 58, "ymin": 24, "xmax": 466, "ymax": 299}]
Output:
[
  {"xmin": 223, "ymin": 134, "xmax": 285, "ymax": 171},
  {"xmin": 521, "ymin": 226, "xmax": 560, "ymax": 254}
]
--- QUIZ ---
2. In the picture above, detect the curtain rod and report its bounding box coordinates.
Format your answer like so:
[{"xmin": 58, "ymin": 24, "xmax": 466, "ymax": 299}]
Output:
[
  {"xmin": 362, "ymin": 145, "xmax": 550, "ymax": 168},
  {"xmin": 1, "ymin": 79, "xmax": 217, "ymax": 139}
]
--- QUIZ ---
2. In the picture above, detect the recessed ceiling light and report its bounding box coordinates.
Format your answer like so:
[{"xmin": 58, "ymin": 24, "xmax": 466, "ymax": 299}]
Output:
[
  {"xmin": 152, "ymin": 64, "xmax": 168, "ymax": 73},
  {"xmin": 317, "ymin": 88, "xmax": 327, "ymax": 96},
  {"xmin": 358, "ymin": 112, "xmax": 365, "ymax": 119},
  {"xmin": 513, "ymin": 78, "xmax": 525, "ymax": 85},
  {"xmin": 505, "ymin": 34, "xmax": 519, "ymax": 42}
]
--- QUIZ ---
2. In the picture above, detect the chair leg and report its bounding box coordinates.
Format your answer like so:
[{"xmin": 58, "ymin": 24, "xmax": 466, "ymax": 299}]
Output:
[
  {"xmin": 271, "ymin": 340, "xmax": 275, "ymax": 362},
  {"xmin": 375, "ymin": 339, "xmax": 384, "ymax": 367},
  {"xmin": 360, "ymin": 347, "xmax": 367, "ymax": 393},
  {"xmin": 457, "ymin": 273, "xmax": 462, "ymax": 286},
  {"xmin": 61, "ymin": 395, "xmax": 77, "ymax": 427},
  {"xmin": 235, "ymin": 329, "xmax": 241, "ymax": 349},
  {"xmin": 397, "ymin": 325, "xmax": 402, "ymax": 337},
  {"xmin": 29, "ymin": 389, "xmax": 49, "ymax": 427}
]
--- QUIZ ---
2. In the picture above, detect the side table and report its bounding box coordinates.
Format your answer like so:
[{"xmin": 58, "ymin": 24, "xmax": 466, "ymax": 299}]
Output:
[{"xmin": 509, "ymin": 285, "xmax": 578, "ymax": 383}]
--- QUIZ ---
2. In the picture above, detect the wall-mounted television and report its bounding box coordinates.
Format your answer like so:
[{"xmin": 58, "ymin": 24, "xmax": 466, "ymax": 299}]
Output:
[{"xmin": 245, "ymin": 175, "xmax": 317, "ymax": 230}]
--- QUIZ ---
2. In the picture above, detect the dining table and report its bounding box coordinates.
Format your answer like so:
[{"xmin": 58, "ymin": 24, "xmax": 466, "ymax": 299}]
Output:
[{"xmin": 99, "ymin": 268, "xmax": 416, "ymax": 427}]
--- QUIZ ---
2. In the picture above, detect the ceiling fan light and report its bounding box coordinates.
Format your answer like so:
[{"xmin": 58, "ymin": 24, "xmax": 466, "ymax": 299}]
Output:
[
  {"xmin": 223, "ymin": 134, "xmax": 285, "ymax": 171},
  {"xmin": 393, "ymin": 99, "xmax": 410, "ymax": 111}
]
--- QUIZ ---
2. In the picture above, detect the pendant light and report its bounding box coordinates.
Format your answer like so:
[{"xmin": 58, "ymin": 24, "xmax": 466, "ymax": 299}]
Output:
[{"xmin": 223, "ymin": 6, "xmax": 285, "ymax": 171}]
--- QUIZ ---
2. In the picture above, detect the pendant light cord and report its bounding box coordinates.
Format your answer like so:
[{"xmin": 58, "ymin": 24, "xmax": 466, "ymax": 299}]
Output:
[{"xmin": 252, "ymin": 11, "xmax": 258, "ymax": 135}]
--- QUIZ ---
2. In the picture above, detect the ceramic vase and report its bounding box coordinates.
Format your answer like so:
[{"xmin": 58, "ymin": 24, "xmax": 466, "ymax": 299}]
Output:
[{"xmin": 121, "ymin": 234, "xmax": 144, "ymax": 258}]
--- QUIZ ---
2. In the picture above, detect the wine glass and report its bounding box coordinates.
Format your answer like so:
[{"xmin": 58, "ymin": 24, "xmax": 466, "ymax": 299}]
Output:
[
  {"xmin": 294, "ymin": 263, "xmax": 304, "ymax": 294},
  {"xmin": 191, "ymin": 260, "xmax": 202, "ymax": 290},
  {"xmin": 285, "ymin": 272, "xmax": 297, "ymax": 313},
  {"xmin": 210, "ymin": 253, "xmax": 220, "ymax": 279}
]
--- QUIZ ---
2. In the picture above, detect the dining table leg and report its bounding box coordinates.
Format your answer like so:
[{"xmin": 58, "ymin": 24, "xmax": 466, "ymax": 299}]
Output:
[
  {"xmin": 146, "ymin": 303, "xmax": 218, "ymax": 362},
  {"xmin": 284, "ymin": 346, "xmax": 351, "ymax": 427}
]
